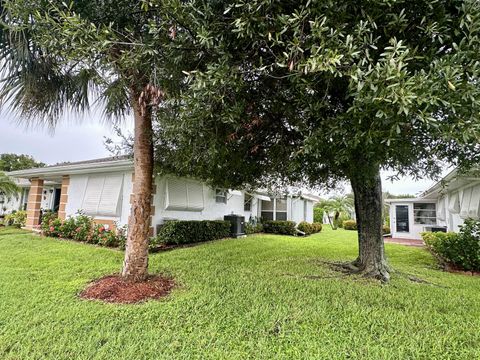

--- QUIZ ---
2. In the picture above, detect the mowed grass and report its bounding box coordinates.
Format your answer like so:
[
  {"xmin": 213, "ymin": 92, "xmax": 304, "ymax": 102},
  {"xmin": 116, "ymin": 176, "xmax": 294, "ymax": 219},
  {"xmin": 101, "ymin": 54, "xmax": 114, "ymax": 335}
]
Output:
[{"xmin": 0, "ymin": 227, "xmax": 479, "ymax": 359}]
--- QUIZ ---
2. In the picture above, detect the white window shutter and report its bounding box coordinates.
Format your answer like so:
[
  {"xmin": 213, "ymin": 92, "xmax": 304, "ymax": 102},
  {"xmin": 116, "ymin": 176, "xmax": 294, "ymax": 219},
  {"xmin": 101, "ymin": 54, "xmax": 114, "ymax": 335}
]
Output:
[
  {"xmin": 437, "ymin": 197, "xmax": 446, "ymax": 221},
  {"xmin": 460, "ymin": 187, "xmax": 473, "ymax": 219},
  {"xmin": 467, "ymin": 185, "xmax": 480, "ymax": 220},
  {"xmin": 448, "ymin": 192, "xmax": 460, "ymax": 214},
  {"xmin": 98, "ymin": 175, "xmax": 124, "ymax": 216},
  {"xmin": 186, "ymin": 182, "xmax": 204, "ymax": 210},
  {"xmin": 165, "ymin": 178, "xmax": 188, "ymax": 210},
  {"xmin": 82, "ymin": 177, "xmax": 105, "ymax": 215}
]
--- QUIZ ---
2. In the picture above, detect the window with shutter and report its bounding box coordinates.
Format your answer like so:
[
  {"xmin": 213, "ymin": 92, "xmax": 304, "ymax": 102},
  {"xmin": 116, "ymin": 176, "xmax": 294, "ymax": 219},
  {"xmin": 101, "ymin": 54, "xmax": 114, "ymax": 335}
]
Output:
[
  {"xmin": 165, "ymin": 178, "xmax": 188, "ymax": 210},
  {"xmin": 98, "ymin": 175, "xmax": 124, "ymax": 216},
  {"xmin": 460, "ymin": 187, "xmax": 473, "ymax": 219},
  {"xmin": 467, "ymin": 185, "xmax": 480, "ymax": 219},
  {"xmin": 82, "ymin": 177, "xmax": 104, "ymax": 215},
  {"xmin": 186, "ymin": 182, "xmax": 204, "ymax": 210},
  {"xmin": 82, "ymin": 175, "xmax": 124, "ymax": 217}
]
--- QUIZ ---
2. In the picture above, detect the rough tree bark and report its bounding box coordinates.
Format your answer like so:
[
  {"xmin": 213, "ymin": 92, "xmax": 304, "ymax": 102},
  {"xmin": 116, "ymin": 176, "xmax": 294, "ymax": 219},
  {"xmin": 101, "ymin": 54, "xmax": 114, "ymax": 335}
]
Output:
[
  {"xmin": 121, "ymin": 91, "xmax": 153, "ymax": 282},
  {"xmin": 349, "ymin": 164, "xmax": 390, "ymax": 282}
]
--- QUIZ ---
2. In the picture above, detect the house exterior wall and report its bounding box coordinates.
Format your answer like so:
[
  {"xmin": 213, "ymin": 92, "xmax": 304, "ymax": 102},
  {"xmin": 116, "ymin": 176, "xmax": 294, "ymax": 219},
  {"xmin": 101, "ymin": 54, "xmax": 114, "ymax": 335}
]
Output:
[
  {"xmin": 151, "ymin": 177, "xmax": 257, "ymax": 231},
  {"xmin": 389, "ymin": 180, "xmax": 480, "ymax": 240},
  {"xmin": 389, "ymin": 202, "xmax": 430, "ymax": 240}
]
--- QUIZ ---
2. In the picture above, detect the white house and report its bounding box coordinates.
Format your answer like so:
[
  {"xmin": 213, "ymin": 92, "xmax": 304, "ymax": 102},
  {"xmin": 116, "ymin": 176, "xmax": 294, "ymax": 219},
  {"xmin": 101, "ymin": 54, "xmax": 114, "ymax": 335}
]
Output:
[
  {"xmin": 7, "ymin": 156, "xmax": 319, "ymax": 233},
  {"xmin": 385, "ymin": 168, "xmax": 480, "ymax": 240}
]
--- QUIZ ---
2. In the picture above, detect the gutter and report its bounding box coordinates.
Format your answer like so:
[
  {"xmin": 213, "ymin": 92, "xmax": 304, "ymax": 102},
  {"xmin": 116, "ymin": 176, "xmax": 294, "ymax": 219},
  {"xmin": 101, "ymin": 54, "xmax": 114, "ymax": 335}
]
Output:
[{"xmin": 7, "ymin": 159, "xmax": 134, "ymax": 179}]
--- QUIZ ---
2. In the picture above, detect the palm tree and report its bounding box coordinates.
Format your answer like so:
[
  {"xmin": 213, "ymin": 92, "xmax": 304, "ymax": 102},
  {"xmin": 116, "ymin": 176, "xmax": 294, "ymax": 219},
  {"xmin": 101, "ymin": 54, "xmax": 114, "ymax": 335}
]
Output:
[
  {"xmin": 0, "ymin": 1, "xmax": 184, "ymax": 281},
  {"xmin": 322, "ymin": 196, "xmax": 354, "ymax": 230},
  {"xmin": 0, "ymin": 172, "xmax": 19, "ymax": 198}
]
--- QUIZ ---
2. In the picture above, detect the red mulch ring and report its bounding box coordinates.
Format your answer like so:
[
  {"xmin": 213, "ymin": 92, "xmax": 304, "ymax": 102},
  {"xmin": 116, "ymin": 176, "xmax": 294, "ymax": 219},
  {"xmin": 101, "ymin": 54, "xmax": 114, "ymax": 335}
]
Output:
[{"xmin": 79, "ymin": 275, "xmax": 175, "ymax": 304}]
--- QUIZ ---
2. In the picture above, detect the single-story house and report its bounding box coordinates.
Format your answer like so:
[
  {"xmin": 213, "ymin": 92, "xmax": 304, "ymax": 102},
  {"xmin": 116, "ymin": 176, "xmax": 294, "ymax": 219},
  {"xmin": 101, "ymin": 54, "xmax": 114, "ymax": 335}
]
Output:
[
  {"xmin": 7, "ymin": 156, "xmax": 320, "ymax": 233},
  {"xmin": 385, "ymin": 168, "xmax": 480, "ymax": 240}
]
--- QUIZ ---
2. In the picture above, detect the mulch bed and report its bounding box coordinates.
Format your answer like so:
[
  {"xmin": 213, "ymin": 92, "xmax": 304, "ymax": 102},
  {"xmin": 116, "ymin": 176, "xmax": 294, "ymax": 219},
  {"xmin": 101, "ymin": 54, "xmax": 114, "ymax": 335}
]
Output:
[{"xmin": 79, "ymin": 275, "xmax": 175, "ymax": 304}]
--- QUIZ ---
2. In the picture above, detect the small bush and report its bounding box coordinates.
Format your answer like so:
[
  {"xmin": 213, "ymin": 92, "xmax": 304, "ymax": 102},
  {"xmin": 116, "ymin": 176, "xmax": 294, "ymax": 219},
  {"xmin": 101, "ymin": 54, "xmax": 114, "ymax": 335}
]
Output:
[
  {"xmin": 298, "ymin": 221, "xmax": 314, "ymax": 235},
  {"xmin": 422, "ymin": 219, "xmax": 480, "ymax": 271},
  {"xmin": 343, "ymin": 220, "xmax": 357, "ymax": 231},
  {"xmin": 156, "ymin": 220, "xmax": 231, "ymax": 245},
  {"xmin": 4, "ymin": 210, "xmax": 27, "ymax": 228},
  {"xmin": 263, "ymin": 220, "xmax": 296, "ymax": 235},
  {"xmin": 298, "ymin": 221, "xmax": 322, "ymax": 235},
  {"xmin": 312, "ymin": 223, "xmax": 322, "ymax": 233},
  {"xmin": 245, "ymin": 222, "xmax": 263, "ymax": 235},
  {"xmin": 382, "ymin": 225, "xmax": 391, "ymax": 235}
]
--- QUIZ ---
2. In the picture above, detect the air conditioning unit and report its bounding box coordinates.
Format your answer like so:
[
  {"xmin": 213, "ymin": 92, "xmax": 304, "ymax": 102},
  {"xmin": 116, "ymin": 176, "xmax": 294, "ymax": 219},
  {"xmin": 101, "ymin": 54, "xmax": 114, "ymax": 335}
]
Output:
[{"xmin": 224, "ymin": 214, "xmax": 246, "ymax": 238}]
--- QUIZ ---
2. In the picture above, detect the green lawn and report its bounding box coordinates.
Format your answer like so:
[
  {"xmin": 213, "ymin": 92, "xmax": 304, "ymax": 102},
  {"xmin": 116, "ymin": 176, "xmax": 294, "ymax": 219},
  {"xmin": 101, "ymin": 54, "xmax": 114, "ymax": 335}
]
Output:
[{"xmin": 0, "ymin": 227, "xmax": 479, "ymax": 359}]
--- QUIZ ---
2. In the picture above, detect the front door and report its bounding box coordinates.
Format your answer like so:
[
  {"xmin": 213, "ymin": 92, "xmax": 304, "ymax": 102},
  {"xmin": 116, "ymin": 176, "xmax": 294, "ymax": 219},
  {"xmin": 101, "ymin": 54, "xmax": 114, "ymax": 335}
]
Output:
[
  {"xmin": 395, "ymin": 205, "xmax": 409, "ymax": 233},
  {"xmin": 53, "ymin": 188, "xmax": 61, "ymax": 212}
]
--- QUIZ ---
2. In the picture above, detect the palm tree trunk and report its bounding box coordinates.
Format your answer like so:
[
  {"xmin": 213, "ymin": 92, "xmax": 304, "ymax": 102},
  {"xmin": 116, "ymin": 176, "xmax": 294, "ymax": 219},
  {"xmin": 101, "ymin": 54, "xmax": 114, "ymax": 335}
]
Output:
[
  {"xmin": 121, "ymin": 92, "xmax": 153, "ymax": 282},
  {"xmin": 349, "ymin": 165, "xmax": 390, "ymax": 282}
]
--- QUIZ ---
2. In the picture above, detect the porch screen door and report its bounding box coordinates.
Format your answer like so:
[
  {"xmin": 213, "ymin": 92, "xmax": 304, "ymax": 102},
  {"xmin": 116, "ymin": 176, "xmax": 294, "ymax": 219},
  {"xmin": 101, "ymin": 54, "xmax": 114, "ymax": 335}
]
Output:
[{"xmin": 395, "ymin": 205, "xmax": 409, "ymax": 233}]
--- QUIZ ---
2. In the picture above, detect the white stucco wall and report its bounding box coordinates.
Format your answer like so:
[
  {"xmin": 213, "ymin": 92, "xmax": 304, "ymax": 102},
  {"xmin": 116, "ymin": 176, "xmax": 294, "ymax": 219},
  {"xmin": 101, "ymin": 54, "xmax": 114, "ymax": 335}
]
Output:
[{"xmin": 151, "ymin": 177, "xmax": 256, "ymax": 230}]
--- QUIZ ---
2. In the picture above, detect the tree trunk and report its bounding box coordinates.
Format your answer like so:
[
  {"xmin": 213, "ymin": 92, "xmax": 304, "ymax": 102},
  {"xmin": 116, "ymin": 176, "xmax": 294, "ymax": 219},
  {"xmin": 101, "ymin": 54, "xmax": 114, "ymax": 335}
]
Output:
[
  {"xmin": 349, "ymin": 165, "xmax": 390, "ymax": 282},
  {"xmin": 121, "ymin": 93, "xmax": 153, "ymax": 282}
]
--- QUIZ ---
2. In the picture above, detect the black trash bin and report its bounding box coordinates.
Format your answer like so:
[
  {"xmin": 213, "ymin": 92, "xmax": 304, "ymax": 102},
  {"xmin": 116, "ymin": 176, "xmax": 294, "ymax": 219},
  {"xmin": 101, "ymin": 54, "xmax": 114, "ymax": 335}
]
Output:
[{"xmin": 224, "ymin": 214, "xmax": 245, "ymax": 237}]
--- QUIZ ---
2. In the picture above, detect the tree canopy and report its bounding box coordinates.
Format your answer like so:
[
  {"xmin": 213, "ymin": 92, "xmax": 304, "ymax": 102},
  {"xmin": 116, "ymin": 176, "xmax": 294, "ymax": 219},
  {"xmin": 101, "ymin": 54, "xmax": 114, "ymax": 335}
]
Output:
[
  {"xmin": 156, "ymin": 0, "xmax": 480, "ymax": 189},
  {"xmin": 0, "ymin": 153, "xmax": 45, "ymax": 172}
]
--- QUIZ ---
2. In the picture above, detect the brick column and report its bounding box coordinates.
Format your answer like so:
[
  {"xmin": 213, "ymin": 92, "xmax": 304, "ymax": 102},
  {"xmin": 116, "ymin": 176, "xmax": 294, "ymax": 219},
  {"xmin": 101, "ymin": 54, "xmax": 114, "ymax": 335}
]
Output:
[
  {"xmin": 58, "ymin": 175, "xmax": 70, "ymax": 220},
  {"xmin": 26, "ymin": 178, "xmax": 44, "ymax": 229}
]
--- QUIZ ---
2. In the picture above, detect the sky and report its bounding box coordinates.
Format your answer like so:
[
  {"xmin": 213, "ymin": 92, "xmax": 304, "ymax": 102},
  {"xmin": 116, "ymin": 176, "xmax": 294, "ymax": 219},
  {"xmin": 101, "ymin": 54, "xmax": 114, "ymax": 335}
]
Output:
[{"xmin": 0, "ymin": 109, "xmax": 441, "ymax": 196}]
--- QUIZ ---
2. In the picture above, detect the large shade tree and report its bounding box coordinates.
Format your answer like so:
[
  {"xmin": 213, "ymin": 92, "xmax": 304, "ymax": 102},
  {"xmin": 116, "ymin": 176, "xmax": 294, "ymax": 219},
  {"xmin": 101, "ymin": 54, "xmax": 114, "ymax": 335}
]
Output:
[
  {"xmin": 0, "ymin": 0, "xmax": 189, "ymax": 281},
  {"xmin": 155, "ymin": 0, "xmax": 480, "ymax": 281}
]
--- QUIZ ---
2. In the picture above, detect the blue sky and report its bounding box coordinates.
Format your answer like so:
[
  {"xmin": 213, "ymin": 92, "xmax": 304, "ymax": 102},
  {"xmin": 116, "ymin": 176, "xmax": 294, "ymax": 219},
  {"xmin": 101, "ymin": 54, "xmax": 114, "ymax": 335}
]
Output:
[{"xmin": 0, "ymin": 109, "xmax": 439, "ymax": 196}]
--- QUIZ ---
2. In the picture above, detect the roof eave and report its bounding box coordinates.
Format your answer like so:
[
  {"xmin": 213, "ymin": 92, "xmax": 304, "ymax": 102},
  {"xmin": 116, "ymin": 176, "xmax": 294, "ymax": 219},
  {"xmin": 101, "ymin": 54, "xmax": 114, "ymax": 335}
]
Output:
[{"xmin": 7, "ymin": 159, "xmax": 134, "ymax": 179}]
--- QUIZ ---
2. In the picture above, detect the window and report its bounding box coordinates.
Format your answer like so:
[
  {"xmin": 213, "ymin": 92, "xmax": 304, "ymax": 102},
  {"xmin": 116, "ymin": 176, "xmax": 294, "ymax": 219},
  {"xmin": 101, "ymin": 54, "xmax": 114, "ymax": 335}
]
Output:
[
  {"xmin": 261, "ymin": 197, "xmax": 287, "ymax": 221},
  {"xmin": 215, "ymin": 189, "xmax": 228, "ymax": 204},
  {"xmin": 82, "ymin": 175, "xmax": 124, "ymax": 216},
  {"xmin": 165, "ymin": 178, "xmax": 204, "ymax": 211},
  {"xmin": 413, "ymin": 203, "xmax": 436, "ymax": 225},
  {"xmin": 244, "ymin": 194, "xmax": 253, "ymax": 211}
]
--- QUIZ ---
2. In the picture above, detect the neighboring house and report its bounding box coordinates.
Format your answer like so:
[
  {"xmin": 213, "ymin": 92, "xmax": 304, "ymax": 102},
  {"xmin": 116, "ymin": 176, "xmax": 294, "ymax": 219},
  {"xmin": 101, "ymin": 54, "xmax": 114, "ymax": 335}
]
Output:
[
  {"xmin": 385, "ymin": 168, "xmax": 480, "ymax": 240},
  {"xmin": 7, "ymin": 156, "xmax": 319, "ymax": 233}
]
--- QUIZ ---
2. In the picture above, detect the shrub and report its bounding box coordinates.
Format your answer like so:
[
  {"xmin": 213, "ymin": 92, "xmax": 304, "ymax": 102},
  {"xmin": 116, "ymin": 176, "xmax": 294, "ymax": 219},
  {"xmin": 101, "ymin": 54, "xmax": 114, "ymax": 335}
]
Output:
[
  {"xmin": 245, "ymin": 222, "xmax": 263, "ymax": 235},
  {"xmin": 156, "ymin": 220, "xmax": 231, "ymax": 245},
  {"xmin": 263, "ymin": 220, "xmax": 296, "ymax": 235},
  {"xmin": 343, "ymin": 220, "xmax": 357, "ymax": 231},
  {"xmin": 297, "ymin": 221, "xmax": 314, "ymax": 235},
  {"xmin": 72, "ymin": 212, "xmax": 94, "ymax": 242},
  {"xmin": 60, "ymin": 217, "xmax": 78, "ymax": 238},
  {"xmin": 297, "ymin": 221, "xmax": 322, "ymax": 235},
  {"xmin": 382, "ymin": 225, "xmax": 391, "ymax": 235},
  {"xmin": 91, "ymin": 224, "xmax": 120, "ymax": 247},
  {"xmin": 4, "ymin": 210, "xmax": 27, "ymax": 228},
  {"xmin": 313, "ymin": 207, "xmax": 324, "ymax": 223},
  {"xmin": 312, "ymin": 222, "xmax": 322, "ymax": 233},
  {"xmin": 39, "ymin": 210, "xmax": 126, "ymax": 250},
  {"xmin": 422, "ymin": 219, "xmax": 480, "ymax": 271}
]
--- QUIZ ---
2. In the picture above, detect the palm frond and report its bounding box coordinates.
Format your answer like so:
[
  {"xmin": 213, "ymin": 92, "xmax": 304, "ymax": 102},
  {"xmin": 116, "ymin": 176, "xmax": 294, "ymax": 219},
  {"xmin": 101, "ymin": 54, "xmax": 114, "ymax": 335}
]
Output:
[{"xmin": 0, "ymin": 172, "xmax": 19, "ymax": 198}]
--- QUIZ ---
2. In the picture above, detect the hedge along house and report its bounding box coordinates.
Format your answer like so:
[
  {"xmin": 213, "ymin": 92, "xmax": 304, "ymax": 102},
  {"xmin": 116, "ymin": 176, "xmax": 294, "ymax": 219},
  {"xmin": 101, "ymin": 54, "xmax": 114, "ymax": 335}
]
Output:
[
  {"xmin": 7, "ymin": 156, "xmax": 319, "ymax": 233},
  {"xmin": 385, "ymin": 168, "xmax": 480, "ymax": 240}
]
